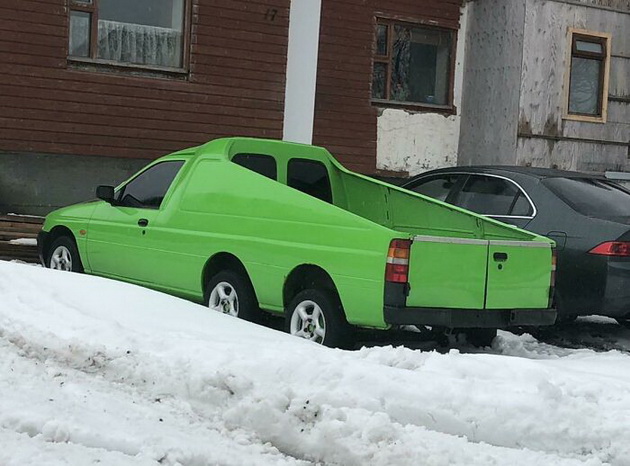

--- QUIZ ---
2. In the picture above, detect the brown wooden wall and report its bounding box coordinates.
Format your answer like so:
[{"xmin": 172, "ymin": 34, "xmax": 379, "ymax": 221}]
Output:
[
  {"xmin": 0, "ymin": 0, "xmax": 289, "ymax": 160},
  {"xmin": 314, "ymin": 0, "xmax": 464, "ymax": 174}
]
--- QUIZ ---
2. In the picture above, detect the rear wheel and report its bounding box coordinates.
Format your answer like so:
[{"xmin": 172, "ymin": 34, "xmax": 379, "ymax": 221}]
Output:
[
  {"xmin": 285, "ymin": 289, "xmax": 353, "ymax": 348},
  {"xmin": 46, "ymin": 236, "xmax": 83, "ymax": 273},
  {"xmin": 205, "ymin": 270, "xmax": 260, "ymax": 322}
]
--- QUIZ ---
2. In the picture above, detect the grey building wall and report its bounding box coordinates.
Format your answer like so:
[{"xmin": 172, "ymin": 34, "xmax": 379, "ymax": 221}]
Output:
[
  {"xmin": 516, "ymin": 0, "xmax": 630, "ymax": 172},
  {"xmin": 459, "ymin": 0, "xmax": 630, "ymax": 173},
  {"xmin": 0, "ymin": 153, "xmax": 148, "ymax": 216},
  {"xmin": 458, "ymin": 0, "xmax": 527, "ymax": 165}
]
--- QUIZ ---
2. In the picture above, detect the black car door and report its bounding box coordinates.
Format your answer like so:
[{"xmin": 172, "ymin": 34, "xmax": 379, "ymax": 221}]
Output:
[{"xmin": 449, "ymin": 174, "xmax": 535, "ymax": 228}]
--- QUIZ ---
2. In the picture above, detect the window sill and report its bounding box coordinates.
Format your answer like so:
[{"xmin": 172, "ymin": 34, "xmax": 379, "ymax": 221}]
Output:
[
  {"xmin": 67, "ymin": 57, "xmax": 189, "ymax": 81},
  {"xmin": 371, "ymin": 99, "xmax": 456, "ymax": 116},
  {"xmin": 562, "ymin": 112, "xmax": 607, "ymax": 124}
]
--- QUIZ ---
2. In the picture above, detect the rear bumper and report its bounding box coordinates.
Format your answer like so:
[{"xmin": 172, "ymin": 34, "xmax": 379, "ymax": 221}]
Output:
[
  {"xmin": 384, "ymin": 306, "xmax": 557, "ymax": 328},
  {"xmin": 37, "ymin": 230, "xmax": 47, "ymax": 266},
  {"xmin": 602, "ymin": 259, "xmax": 630, "ymax": 318}
]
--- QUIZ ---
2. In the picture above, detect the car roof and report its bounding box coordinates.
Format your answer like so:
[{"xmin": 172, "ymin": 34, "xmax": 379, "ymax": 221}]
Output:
[{"xmin": 418, "ymin": 165, "xmax": 604, "ymax": 180}]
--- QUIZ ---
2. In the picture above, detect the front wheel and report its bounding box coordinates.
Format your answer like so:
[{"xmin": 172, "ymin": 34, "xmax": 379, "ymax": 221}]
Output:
[
  {"xmin": 46, "ymin": 236, "xmax": 84, "ymax": 273},
  {"xmin": 205, "ymin": 270, "xmax": 260, "ymax": 322},
  {"xmin": 285, "ymin": 289, "xmax": 352, "ymax": 348}
]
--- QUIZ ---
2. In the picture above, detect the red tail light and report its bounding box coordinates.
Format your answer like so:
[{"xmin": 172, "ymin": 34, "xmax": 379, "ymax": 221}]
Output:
[
  {"xmin": 588, "ymin": 241, "xmax": 630, "ymax": 257},
  {"xmin": 385, "ymin": 239, "xmax": 411, "ymax": 283},
  {"xmin": 549, "ymin": 246, "xmax": 557, "ymax": 308}
]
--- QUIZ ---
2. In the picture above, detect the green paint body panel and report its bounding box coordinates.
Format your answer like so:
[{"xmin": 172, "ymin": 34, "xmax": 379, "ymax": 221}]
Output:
[{"xmin": 42, "ymin": 138, "xmax": 555, "ymax": 330}]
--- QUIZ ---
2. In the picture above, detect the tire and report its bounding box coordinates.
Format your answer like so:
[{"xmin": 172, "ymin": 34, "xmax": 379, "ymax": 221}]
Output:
[
  {"xmin": 205, "ymin": 270, "xmax": 260, "ymax": 322},
  {"xmin": 465, "ymin": 328, "xmax": 497, "ymax": 348},
  {"xmin": 46, "ymin": 236, "xmax": 84, "ymax": 273},
  {"xmin": 285, "ymin": 288, "xmax": 353, "ymax": 349}
]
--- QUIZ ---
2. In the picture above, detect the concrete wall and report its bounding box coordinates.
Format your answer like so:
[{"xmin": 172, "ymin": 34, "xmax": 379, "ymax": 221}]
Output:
[
  {"xmin": 458, "ymin": 0, "xmax": 527, "ymax": 166},
  {"xmin": 0, "ymin": 153, "xmax": 148, "ymax": 215},
  {"xmin": 375, "ymin": 7, "xmax": 469, "ymax": 176}
]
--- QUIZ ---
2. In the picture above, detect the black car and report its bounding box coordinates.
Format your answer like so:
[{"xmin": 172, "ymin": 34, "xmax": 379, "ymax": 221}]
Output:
[{"xmin": 401, "ymin": 166, "xmax": 630, "ymax": 323}]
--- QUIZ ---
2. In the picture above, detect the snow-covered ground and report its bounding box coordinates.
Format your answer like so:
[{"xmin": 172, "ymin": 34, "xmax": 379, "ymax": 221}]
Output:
[{"xmin": 2, "ymin": 260, "xmax": 630, "ymax": 466}]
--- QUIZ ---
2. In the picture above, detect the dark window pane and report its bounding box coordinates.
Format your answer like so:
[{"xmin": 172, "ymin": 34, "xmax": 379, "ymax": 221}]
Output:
[
  {"xmin": 391, "ymin": 25, "xmax": 452, "ymax": 105},
  {"xmin": 288, "ymin": 159, "xmax": 332, "ymax": 203},
  {"xmin": 232, "ymin": 153, "xmax": 277, "ymax": 180},
  {"xmin": 118, "ymin": 160, "xmax": 184, "ymax": 208},
  {"xmin": 69, "ymin": 11, "xmax": 91, "ymax": 57},
  {"xmin": 97, "ymin": 0, "xmax": 184, "ymax": 68},
  {"xmin": 376, "ymin": 24, "xmax": 388, "ymax": 56},
  {"xmin": 576, "ymin": 40, "xmax": 603, "ymax": 54},
  {"xmin": 569, "ymin": 57, "xmax": 601, "ymax": 115},
  {"xmin": 543, "ymin": 178, "xmax": 630, "ymax": 218},
  {"xmin": 405, "ymin": 175, "xmax": 460, "ymax": 201},
  {"xmin": 372, "ymin": 62, "xmax": 387, "ymax": 99},
  {"xmin": 511, "ymin": 191, "xmax": 534, "ymax": 216},
  {"xmin": 454, "ymin": 176, "xmax": 519, "ymax": 216}
]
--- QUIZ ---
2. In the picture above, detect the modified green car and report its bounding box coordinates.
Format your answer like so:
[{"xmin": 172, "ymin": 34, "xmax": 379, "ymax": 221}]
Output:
[{"xmin": 39, "ymin": 138, "xmax": 556, "ymax": 347}]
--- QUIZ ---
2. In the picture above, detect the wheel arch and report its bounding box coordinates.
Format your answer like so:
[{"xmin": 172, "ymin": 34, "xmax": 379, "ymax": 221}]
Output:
[
  {"xmin": 201, "ymin": 252, "xmax": 258, "ymax": 300},
  {"xmin": 283, "ymin": 264, "xmax": 343, "ymax": 312},
  {"xmin": 42, "ymin": 225, "xmax": 77, "ymax": 262}
]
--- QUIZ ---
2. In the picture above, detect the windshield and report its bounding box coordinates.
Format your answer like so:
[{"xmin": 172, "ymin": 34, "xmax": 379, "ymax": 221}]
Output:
[{"xmin": 543, "ymin": 177, "xmax": 630, "ymax": 218}]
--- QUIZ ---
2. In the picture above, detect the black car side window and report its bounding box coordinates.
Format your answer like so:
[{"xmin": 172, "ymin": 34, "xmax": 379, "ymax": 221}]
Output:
[
  {"xmin": 405, "ymin": 175, "xmax": 461, "ymax": 201},
  {"xmin": 117, "ymin": 161, "xmax": 185, "ymax": 209},
  {"xmin": 454, "ymin": 175, "xmax": 530, "ymax": 216},
  {"xmin": 287, "ymin": 159, "xmax": 333, "ymax": 203}
]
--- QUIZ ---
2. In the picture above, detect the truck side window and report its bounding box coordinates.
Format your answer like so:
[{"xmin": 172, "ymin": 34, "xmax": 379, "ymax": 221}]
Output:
[
  {"xmin": 232, "ymin": 153, "xmax": 277, "ymax": 180},
  {"xmin": 116, "ymin": 160, "xmax": 184, "ymax": 209},
  {"xmin": 287, "ymin": 159, "xmax": 333, "ymax": 203}
]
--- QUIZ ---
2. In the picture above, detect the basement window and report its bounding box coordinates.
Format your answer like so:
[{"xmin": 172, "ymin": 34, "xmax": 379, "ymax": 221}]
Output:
[
  {"xmin": 372, "ymin": 19, "xmax": 455, "ymax": 110},
  {"xmin": 68, "ymin": 0, "xmax": 189, "ymax": 71},
  {"xmin": 566, "ymin": 29, "xmax": 611, "ymax": 122}
]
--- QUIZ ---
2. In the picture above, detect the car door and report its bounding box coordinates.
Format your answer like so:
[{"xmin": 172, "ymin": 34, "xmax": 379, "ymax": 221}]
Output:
[
  {"xmin": 86, "ymin": 160, "xmax": 185, "ymax": 282},
  {"xmin": 450, "ymin": 174, "xmax": 535, "ymax": 228}
]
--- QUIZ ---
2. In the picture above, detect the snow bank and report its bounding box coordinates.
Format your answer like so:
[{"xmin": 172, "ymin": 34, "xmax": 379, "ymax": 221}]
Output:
[{"xmin": 1, "ymin": 261, "xmax": 629, "ymax": 465}]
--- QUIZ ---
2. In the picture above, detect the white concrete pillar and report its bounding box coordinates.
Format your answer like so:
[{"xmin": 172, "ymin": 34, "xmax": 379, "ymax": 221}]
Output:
[{"xmin": 282, "ymin": 0, "xmax": 322, "ymax": 144}]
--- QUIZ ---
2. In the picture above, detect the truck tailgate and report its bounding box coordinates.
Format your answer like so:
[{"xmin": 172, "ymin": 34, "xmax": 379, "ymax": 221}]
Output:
[
  {"xmin": 406, "ymin": 236, "xmax": 488, "ymax": 309},
  {"xmin": 486, "ymin": 240, "xmax": 552, "ymax": 309},
  {"xmin": 406, "ymin": 236, "xmax": 552, "ymax": 311}
]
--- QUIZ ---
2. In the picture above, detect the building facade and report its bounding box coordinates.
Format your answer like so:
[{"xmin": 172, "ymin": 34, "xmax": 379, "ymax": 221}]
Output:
[
  {"xmin": 459, "ymin": 0, "xmax": 630, "ymax": 176},
  {"xmin": 0, "ymin": 0, "xmax": 466, "ymax": 214}
]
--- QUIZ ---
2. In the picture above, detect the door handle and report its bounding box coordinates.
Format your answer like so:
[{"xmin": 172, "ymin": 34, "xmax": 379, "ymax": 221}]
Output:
[
  {"xmin": 138, "ymin": 218, "xmax": 149, "ymax": 227},
  {"xmin": 493, "ymin": 252, "xmax": 508, "ymax": 262}
]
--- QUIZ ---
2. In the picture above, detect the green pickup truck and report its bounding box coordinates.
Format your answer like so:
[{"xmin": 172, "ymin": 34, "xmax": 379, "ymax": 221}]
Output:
[{"xmin": 39, "ymin": 137, "xmax": 556, "ymax": 347}]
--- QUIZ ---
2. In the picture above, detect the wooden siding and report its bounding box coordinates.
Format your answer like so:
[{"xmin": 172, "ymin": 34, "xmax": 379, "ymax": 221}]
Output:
[
  {"xmin": 313, "ymin": 0, "xmax": 464, "ymax": 173},
  {"xmin": 0, "ymin": 0, "xmax": 290, "ymax": 160},
  {"xmin": 516, "ymin": 0, "xmax": 630, "ymax": 172}
]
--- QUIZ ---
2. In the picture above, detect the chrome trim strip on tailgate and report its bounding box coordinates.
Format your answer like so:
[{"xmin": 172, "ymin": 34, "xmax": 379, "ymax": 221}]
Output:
[
  {"xmin": 413, "ymin": 235, "xmax": 488, "ymax": 245},
  {"xmin": 412, "ymin": 235, "xmax": 551, "ymax": 248},
  {"xmin": 488, "ymin": 240, "xmax": 551, "ymax": 248}
]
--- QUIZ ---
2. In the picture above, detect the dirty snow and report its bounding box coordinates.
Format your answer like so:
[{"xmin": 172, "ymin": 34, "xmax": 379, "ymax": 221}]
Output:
[{"xmin": 1, "ymin": 260, "xmax": 629, "ymax": 465}]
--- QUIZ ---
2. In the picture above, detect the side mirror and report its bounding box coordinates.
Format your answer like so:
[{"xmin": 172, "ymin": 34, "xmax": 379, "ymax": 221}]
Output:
[{"xmin": 96, "ymin": 185, "xmax": 116, "ymax": 204}]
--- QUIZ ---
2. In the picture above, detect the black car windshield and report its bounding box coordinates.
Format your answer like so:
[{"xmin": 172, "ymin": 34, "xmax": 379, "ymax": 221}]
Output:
[{"xmin": 543, "ymin": 177, "xmax": 630, "ymax": 218}]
